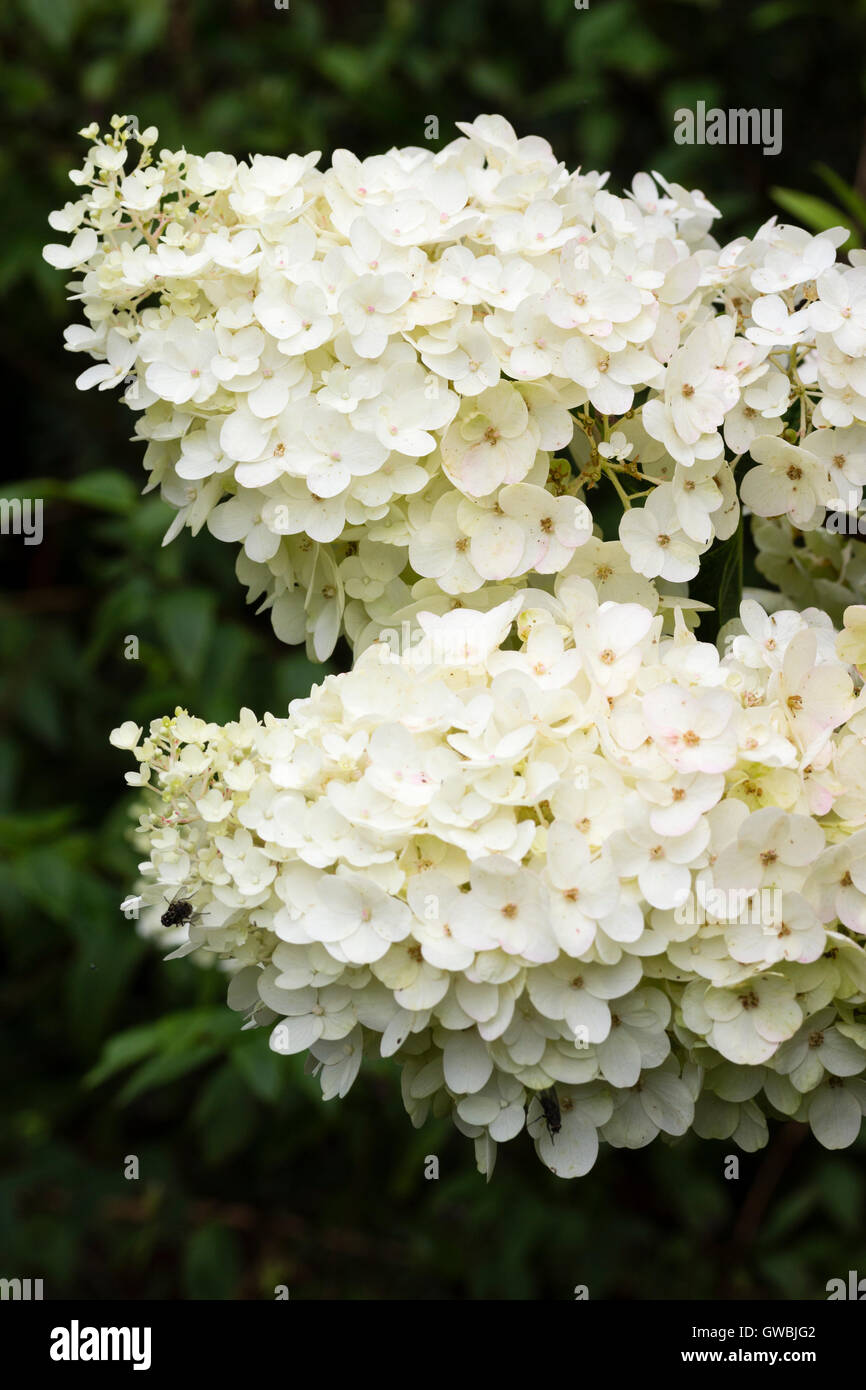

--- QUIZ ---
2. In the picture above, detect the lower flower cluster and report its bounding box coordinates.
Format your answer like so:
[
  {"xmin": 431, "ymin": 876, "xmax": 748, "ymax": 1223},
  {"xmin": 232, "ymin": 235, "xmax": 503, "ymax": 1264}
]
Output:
[{"xmin": 113, "ymin": 587, "xmax": 866, "ymax": 1177}]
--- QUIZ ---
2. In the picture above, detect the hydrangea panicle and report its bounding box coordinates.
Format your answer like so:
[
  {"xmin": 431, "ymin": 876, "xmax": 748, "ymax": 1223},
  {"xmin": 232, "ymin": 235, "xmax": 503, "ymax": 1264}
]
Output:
[
  {"xmin": 50, "ymin": 115, "xmax": 866, "ymax": 658},
  {"xmin": 113, "ymin": 593, "xmax": 866, "ymax": 1176}
]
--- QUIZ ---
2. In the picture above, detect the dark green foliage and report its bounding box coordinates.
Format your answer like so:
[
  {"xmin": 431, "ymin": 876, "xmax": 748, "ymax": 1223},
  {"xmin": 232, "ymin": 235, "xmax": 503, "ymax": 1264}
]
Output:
[
  {"xmin": 691, "ymin": 521, "xmax": 744, "ymax": 644},
  {"xmin": 1, "ymin": 0, "xmax": 865, "ymax": 1300}
]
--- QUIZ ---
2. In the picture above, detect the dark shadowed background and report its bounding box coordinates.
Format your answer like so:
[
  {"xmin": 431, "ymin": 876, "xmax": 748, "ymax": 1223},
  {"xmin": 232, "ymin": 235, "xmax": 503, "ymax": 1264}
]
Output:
[{"xmin": 1, "ymin": 0, "xmax": 866, "ymax": 1299}]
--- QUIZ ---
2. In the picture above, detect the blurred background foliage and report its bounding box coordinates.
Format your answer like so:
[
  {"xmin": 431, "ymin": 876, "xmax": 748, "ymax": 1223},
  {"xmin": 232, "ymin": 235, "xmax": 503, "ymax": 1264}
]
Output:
[{"xmin": 2, "ymin": 0, "xmax": 866, "ymax": 1300}]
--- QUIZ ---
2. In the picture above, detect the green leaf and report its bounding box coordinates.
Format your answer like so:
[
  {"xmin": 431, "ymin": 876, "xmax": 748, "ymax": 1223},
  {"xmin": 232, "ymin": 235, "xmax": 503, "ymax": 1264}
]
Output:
[
  {"xmin": 769, "ymin": 187, "xmax": 859, "ymax": 249},
  {"xmin": 15, "ymin": 677, "xmax": 64, "ymax": 747},
  {"xmin": 762, "ymin": 1184, "xmax": 817, "ymax": 1241},
  {"xmin": 81, "ymin": 56, "xmax": 123, "ymax": 103},
  {"xmin": 749, "ymin": 0, "xmax": 805, "ymax": 29},
  {"xmin": 316, "ymin": 45, "xmax": 374, "ymax": 94},
  {"xmin": 84, "ymin": 576, "xmax": 152, "ymax": 666},
  {"xmin": 0, "ymin": 478, "xmax": 66, "ymax": 502},
  {"xmin": 85, "ymin": 1008, "xmax": 240, "ymax": 1090},
  {"xmin": 126, "ymin": 0, "xmax": 170, "ymax": 53},
  {"xmin": 66, "ymin": 921, "xmax": 148, "ymax": 1051},
  {"xmin": 816, "ymin": 1162, "xmax": 861, "ymax": 1231},
  {"xmin": 231, "ymin": 1032, "xmax": 285, "ymax": 1103},
  {"xmin": 65, "ymin": 470, "xmax": 139, "ymax": 514},
  {"xmin": 84, "ymin": 1020, "xmax": 175, "ymax": 1089},
  {"xmin": 12, "ymin": 844, "xmax": 87, "ymax": 920},
  {"xmin": 0, "ymin": 807, "xmax": 77, "ymax": 852},
  {"xmin": 193, "ymin": 1065, "xmax": 257, "ymax": 1162},
  {"xmin": 813, "ymin": 163, "xmax": 866, "ymax": 232},
  {"xmin": 690, "ymin": 519, "xmax": 743, "ymax": 644},
  {"xmin": 18, "ymin": 0, "xmax": 79, "ymax": 47},
  {"xmin": 183, "ymin": 1223, "xmax": 242, "ymax": 1299},
  {"xmin": 117, "ymin": 1044, "xmax": 221, "ymax": 1105},
  {"xmin": 153, "ymin": 589, "xmax": 217, "ymax": 682}
]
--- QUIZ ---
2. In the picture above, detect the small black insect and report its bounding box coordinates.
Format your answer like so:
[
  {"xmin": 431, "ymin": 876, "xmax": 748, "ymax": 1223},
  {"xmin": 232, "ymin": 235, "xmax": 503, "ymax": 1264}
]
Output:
[
  {"xmin": 535, "ymin": 1085, "xmax": 562, "ymax": 1141},
  {"xmin": 160, "ymin": 886, "xmax": 197, "ymax": 929}
]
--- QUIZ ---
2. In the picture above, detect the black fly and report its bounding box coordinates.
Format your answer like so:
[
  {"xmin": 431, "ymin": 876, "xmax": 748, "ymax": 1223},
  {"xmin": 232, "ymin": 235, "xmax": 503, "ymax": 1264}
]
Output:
[
  {"xmin": 160, "ymin": 886, "xmax": 197, "ymax": 929},
  {"xmin": 534, "ymin": 1086, "xmax": 562, "ymax": 1142}
]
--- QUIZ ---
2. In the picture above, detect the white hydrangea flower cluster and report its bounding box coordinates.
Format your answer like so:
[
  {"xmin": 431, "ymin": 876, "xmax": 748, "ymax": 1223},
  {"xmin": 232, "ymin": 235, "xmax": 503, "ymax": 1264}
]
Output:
[
  {"xmin": 47, "ymin": 114, "xmax": 866, "ymax": 658},
  {"xmin": 111, "ymin": 589, "xmax": 866, "ymax": 1178}
]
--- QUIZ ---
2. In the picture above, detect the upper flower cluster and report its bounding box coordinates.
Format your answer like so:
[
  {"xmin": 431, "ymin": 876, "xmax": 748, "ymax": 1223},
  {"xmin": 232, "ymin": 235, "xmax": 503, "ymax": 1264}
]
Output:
[
  {"xmin": 47, "ymin": 115, "xmax": 866, "ymax": 656},
  {"xmin": 113, "ymin": 589, "xmax": 866, "ymax": 1177}
]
